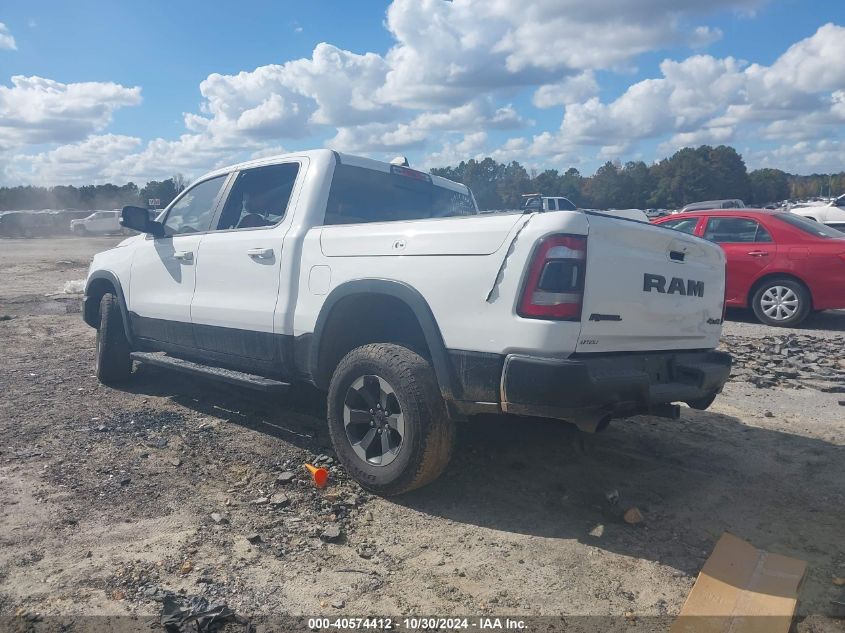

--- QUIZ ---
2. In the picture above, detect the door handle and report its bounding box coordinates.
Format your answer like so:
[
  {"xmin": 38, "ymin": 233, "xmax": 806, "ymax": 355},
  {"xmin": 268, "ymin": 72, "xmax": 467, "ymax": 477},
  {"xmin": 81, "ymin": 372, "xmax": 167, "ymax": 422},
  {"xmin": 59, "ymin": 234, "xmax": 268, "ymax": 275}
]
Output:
[
  {"xmin": 173, "ymin": 250, "xmax": 194, "ymax": 262},
  {"xmin": 247, "ymin": 247, "xmax": 274, "ymax": 260},
  {"xmin": 747, "ymin": 250, "xmax": 769, "ymax": 257}
]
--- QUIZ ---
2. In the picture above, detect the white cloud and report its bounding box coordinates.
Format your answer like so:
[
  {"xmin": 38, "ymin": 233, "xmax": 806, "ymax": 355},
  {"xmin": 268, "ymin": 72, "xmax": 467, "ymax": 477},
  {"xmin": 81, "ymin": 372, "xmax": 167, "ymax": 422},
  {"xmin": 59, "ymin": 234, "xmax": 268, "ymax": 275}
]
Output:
[
  {"xmin": 376, "ymin": 0, "xmax": 757, "ymax": 108},
  {"xmin": 0, "ymin": 75, "xmax": 141, "ymax": 150},
  {"xmin": 746, "ymin": 138, "xmax": 845, "ymax": 174},
  {"xmin": 0, "ymin": 23, "xmax": 16, "ymax": 50},
  {"xmin": 9, "ymin": 0, "xmax": 845, "ymax": 184},
  {"xmin": 7, "ymin": 134, "xmax": 142, "ymax": 184},
  {"xmin": 689, "ymin": 26, "xmax": 724, "ymax": 48},
  {"xmin": 533, "ymin": 72, "xmax": 599, "ymax": 108},
  {"xmin": 528, "ymin": 23, "xmax": 845, "ymax": 163}
]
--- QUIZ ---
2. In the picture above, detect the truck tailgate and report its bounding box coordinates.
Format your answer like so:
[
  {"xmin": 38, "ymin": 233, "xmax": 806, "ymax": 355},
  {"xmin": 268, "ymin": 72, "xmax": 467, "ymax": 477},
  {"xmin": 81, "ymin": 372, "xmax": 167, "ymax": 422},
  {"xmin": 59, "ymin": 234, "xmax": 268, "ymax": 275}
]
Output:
[{"xmin": 576, "ymin": 214, "xmax": 725, "ymax": 353}]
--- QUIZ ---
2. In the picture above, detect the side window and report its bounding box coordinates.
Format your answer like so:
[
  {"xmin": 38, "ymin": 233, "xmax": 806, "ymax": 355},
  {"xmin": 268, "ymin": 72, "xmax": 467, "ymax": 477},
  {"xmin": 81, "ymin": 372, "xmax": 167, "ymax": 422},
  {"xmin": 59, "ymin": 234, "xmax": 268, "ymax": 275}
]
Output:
[
  {"xmin": 703, "ymin": 217, "xmax": 771, "ymax": 243},
  {"xmin": 163, "ymin": 176, "xmax": 226, "ymax": 236},
  {"xmin": 547, "ymin": 199, "xmax": 557, "ymax": 211},
  {"xmin": 661, "ymin": 217, "xmax": 699, "ymax": 234},
  {"xmin": 216, "ymin": 163, "xmax": 299, "ymax": 231}
]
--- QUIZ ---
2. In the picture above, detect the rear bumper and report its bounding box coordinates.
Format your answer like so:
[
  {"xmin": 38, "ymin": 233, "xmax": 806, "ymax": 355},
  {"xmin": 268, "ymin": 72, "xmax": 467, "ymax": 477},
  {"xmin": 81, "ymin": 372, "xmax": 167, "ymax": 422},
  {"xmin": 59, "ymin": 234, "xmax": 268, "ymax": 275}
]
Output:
[{"xmin": 500, "ymin": 349, "xmax": 731, "ymax": 427}]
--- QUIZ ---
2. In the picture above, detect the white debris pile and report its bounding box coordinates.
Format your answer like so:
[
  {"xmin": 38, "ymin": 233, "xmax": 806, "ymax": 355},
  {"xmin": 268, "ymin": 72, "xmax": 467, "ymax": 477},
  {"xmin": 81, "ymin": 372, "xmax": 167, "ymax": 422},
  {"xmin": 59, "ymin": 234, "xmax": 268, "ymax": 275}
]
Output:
[{"xmin": 63, "ymin": 279, "xmax": 85, "ymax": 294}]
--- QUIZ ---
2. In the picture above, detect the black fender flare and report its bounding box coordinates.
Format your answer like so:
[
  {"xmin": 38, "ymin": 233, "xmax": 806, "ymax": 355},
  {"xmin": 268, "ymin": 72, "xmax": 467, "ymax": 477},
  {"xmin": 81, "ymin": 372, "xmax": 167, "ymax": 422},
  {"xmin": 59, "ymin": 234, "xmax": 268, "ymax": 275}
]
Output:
[
  {"xmin": 310, "ymin": 279, "xmax": 455, "ymax": 400},
  {"xmin": 83, "ymin": 271, "xmax": 135, "ymax": 346}
]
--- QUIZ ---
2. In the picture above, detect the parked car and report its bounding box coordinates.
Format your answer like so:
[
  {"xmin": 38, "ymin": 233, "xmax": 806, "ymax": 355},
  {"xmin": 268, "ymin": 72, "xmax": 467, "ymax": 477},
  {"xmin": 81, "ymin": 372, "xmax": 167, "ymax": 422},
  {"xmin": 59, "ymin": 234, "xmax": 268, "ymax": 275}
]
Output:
[
  {"xmin": 789, "ymin": 194, "xmax": 845, "ymax": 229},
  {"xmin": 522, "ymin": 195, "xmax": 648, "ymax": 222},
  {"xmin": 654, "ymin": 209, "xmax": 845, "ymax": 327},
  {"xmin": 83, "ymin": 150, "xmax": 730, "ymax": 494},
  {"xmin": 680, "ymin": 199, "xmax": 745, "ymax": 213},
  {"xmin": 523, "ymin": 195, "xmax": 578, "ymax": 212},
  {"xmin": 71, "ymin": 210, "xmax": 124, "ymax": 235}
]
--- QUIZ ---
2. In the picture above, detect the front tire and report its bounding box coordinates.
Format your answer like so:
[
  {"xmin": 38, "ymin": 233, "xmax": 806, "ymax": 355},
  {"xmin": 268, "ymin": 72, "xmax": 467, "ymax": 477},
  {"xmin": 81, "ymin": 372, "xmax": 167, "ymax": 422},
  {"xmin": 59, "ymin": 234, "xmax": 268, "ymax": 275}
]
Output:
[
  {"xmin": 751, "ymin": 278, "xmax": 811, "ymax": 327},
  {"xmin": 327, "ymin": 344, "xmax": 455, "ymax": 496},
  {"xmin": 95, "ymin": 293, "xmax": 132, "ymax": 385}
]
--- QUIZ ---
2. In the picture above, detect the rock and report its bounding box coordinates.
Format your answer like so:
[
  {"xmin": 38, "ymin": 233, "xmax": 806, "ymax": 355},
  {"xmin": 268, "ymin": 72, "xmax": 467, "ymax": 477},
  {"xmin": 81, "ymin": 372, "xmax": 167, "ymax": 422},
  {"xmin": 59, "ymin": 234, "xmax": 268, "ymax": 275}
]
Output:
[
  {"xmin": 331, "ymin": 599, "xmax": 345, "ymax": 609},
  {"xmin": 320, "ymin": 525, "xmax": 342, "ymax": 542},
  {"xmin": 833, "ymin": 577, "xmax": 845, "ymax": 587},
  {"xmin": 246, "ymin": 533, "xmax": 262, "ymax": 544},
  {"xmin": 838, "ymin": 400, "xmax": 845, "ymax": 407},
  {"xmin": 251, "ymin": 497, "xmax": 269, "ymax": 505},
  {"xmin": 276, "ymin": 471, "xmax": 296, "ymax": 484},
  {"xmin": 605, "ymin": 489, "xmax": 620, "ymax": 505},
  {"xmin": 588, "ymin": 524, "xmax": 605, "ymax": 538},
  {"xmin": 179, "ymin": 560, "xmax": 193, "ymax": 574},
  {"xmin": 210, "ymin": 512, "xmax": 228, "ymax": 525},
  {"xmin": 623, "ymin": 507, "xmax": 644, "ymax": 525},
  {"xmin": 269, "ymin": 493, "xmax": 290, "ymax": 508},
  {"xmin": 119, "ymin": 477, "xmax": 131, "ymax": 486},
  {"xmin": 763, "ymin": 410, "xmax": 774, "ymax": 418},
  {"xmin": 170, "ymin": 458, "xmax": 182, "ymax": 467},
  {"xmin": 196, "ymin": 576, "xmax": 213, "ymax": 584}
]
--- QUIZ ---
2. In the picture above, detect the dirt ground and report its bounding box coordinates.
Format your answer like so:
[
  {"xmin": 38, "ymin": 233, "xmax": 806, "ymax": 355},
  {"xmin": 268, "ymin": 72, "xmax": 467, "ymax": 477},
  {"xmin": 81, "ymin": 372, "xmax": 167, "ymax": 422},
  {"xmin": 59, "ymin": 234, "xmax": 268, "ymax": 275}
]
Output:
[{"xmin": 1, "ymin": 236, "xmax": 844, "ymax": 630}]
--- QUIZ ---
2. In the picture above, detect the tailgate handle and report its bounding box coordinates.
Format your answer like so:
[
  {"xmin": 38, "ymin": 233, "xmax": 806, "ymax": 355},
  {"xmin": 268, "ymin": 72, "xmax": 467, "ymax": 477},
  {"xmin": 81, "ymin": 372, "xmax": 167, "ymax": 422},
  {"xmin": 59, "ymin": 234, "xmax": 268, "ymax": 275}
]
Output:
[{"xmin": 669, "ymin": 250, "xmax": 685, "ymax": 262}]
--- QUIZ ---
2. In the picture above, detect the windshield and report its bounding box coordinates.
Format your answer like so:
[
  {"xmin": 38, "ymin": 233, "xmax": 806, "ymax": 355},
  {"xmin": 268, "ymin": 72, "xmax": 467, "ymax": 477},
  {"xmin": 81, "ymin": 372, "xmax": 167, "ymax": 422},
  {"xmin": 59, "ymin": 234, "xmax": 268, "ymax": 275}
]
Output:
[
  {"xmin": 324, "ymin": 164, "xmax": 477, "ymax": 225},
  {"xmin": 775, "ymin": 213, "xmax": 845, "ymax": 238}
]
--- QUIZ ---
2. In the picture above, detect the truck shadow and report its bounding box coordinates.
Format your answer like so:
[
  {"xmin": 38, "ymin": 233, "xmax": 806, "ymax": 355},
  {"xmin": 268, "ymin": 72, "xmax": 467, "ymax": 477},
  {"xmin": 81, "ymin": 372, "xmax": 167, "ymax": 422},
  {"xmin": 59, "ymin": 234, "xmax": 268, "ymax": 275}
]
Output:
[
  {"xmin": 397, "ymin": 408, "xmax": 844, "ymax": 588},
  {"xmin": 121, "ymin": 367, "xmax": 844, "ymax": 612}
]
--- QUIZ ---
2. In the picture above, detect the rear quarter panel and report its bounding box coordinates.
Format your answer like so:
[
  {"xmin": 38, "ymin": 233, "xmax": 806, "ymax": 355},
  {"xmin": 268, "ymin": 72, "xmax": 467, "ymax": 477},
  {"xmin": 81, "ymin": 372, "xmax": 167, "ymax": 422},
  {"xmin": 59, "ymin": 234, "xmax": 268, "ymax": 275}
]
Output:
[{"xmin": 293, "ymin": 211, "xmax": 592, "ymax": 358}]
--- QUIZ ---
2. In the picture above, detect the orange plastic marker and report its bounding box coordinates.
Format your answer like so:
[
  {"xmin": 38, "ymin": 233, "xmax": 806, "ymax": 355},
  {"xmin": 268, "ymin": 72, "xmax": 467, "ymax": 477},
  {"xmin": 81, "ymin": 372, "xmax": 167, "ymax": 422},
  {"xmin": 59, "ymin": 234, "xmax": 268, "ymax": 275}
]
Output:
[{"xmin": 304, "ymin": 463, "xmax": 329, "ymax": 488}]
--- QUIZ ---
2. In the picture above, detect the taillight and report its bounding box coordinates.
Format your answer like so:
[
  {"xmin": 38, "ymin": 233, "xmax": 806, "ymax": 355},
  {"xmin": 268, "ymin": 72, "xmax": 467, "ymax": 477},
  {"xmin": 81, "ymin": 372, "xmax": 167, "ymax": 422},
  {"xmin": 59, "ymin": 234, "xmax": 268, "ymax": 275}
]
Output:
[{"xmin": 518, "ymin": 235, "xmax": 587, "ymax": 320}]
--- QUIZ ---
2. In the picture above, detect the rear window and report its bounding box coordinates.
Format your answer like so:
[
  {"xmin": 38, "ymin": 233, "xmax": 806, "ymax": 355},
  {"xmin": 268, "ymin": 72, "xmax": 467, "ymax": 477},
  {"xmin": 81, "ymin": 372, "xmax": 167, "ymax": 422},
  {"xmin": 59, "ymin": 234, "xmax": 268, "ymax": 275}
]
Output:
[
  {"xmin": 660, "ymin": 217, "xmax": 699, "ymax": 235},
  {"xmin": 775, "ymin": 213, "xmax": 845, "ymax": 238},
  {"xmin": 323, "ymin": 164, "xmax": 476, "ymax": 225},
  {"xmin": 703, "ymin": 217, "xmax": 772, "ymax": 243}
]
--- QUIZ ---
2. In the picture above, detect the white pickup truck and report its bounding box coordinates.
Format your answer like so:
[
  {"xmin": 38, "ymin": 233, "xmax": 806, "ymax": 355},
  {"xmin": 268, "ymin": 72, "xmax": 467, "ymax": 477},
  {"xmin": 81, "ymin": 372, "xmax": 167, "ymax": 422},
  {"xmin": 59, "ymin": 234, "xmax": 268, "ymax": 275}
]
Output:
[{"xmin": 83, "ymin": 150, "xmax": 731, "ymax": 494}]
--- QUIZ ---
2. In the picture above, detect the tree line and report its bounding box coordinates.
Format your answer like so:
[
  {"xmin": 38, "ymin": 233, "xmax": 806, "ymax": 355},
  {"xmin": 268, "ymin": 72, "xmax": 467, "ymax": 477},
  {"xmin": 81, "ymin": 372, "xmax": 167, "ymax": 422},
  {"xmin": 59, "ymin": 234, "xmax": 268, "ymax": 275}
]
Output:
[
  {"xmin": 1, "ymin": 145, "xmax": 842, "ymax": 212},
  {"xmin": 0, "ymin": 176, "xmax": 186, "ymax": 212},
  {"xmin": 431, "ymin": 145, "xmax": 845, "ymax": 210}
]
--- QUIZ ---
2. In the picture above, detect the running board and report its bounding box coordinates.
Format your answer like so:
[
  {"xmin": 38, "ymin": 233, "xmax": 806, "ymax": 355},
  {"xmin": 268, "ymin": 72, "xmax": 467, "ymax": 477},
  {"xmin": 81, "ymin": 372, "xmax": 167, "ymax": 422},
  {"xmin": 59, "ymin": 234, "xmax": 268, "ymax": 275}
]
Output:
[{"xmin": 130, "ymin": 352, "xmax": 290, "ymax": 393}]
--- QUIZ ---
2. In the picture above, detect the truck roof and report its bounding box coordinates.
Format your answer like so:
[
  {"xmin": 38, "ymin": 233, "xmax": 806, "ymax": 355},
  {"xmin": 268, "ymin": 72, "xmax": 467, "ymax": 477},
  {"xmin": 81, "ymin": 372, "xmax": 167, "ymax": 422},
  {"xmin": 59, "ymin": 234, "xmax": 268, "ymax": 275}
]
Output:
[{"xmin": 196, "ymin": 149, "xmax": 470, "ymax": 195}]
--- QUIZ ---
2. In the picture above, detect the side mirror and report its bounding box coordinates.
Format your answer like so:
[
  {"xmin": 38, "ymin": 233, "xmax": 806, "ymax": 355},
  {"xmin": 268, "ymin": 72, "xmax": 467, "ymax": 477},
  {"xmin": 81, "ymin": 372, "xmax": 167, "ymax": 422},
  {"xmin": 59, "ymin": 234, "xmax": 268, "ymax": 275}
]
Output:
[{"xmin": 121, "ymin": 206, "xmax": 164, "ymax": 237}]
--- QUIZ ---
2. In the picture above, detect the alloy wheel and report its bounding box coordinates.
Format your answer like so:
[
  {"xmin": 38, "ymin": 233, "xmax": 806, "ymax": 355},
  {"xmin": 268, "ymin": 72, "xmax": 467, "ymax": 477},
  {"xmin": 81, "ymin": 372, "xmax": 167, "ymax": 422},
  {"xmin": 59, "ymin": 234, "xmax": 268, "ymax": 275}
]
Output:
[{"xmin": 343, "ymin": 374, "xmax": 405, "ymax": 466}]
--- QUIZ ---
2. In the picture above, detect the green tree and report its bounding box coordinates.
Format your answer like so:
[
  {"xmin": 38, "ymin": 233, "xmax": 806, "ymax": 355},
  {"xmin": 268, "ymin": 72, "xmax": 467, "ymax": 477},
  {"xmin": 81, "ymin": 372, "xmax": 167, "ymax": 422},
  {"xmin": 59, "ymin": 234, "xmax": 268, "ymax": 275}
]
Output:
[{"xmin": 749, "ymin": 168, "xmax": 790, "ymax": 205}]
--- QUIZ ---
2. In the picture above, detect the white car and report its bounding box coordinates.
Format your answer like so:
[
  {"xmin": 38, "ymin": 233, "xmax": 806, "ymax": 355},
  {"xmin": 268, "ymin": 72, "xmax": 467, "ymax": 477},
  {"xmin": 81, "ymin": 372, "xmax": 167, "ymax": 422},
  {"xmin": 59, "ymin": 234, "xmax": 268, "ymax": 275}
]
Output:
[
  {"xmin": 680, "ymin": 199, "xmax": 745, "ymax": 213},
  {"xmin": 523, "ymin": 195, "xmax": 649, "ymax": 222},
  {"xmin": 789, "ymin": 194, "xmax": 845, "ymax": 229},
  {"xmin": 83, "ymin": 150, "xmax": 731, "ymax": 494},
  {"xmin": 71, "ymin": 210, "xmax": 124, "ymax": 235}
]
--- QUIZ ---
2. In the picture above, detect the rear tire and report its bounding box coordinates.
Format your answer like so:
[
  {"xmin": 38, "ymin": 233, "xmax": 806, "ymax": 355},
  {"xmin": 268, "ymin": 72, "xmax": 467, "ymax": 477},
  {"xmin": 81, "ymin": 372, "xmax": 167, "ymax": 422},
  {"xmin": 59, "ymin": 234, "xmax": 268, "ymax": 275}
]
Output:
[
  {"xmin": 751, "ymin": 277, "xmax": 811, "ymax": 327},
  {"xmin": 95, "ymin": 293, "xmax": 132, "ymax": 385},
  {"xmin": 327, "ymin": 343, "xmax": 455, "ymax": 496}
]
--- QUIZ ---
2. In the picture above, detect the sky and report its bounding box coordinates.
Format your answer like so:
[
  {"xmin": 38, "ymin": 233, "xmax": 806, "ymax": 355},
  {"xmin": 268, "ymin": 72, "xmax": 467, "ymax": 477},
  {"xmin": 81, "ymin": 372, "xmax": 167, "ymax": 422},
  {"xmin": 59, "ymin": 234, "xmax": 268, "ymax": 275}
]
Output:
[{"xmin": 0, "ymin": 0, "xmax": 844, "ymax": 186}]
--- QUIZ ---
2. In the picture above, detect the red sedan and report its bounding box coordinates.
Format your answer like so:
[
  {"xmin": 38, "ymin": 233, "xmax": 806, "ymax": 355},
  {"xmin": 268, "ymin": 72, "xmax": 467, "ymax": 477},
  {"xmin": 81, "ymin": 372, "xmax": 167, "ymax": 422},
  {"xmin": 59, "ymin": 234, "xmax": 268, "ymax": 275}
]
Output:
[{"xmin": 653, "ymin": 209, "xmax": 845, "ymax": 327}]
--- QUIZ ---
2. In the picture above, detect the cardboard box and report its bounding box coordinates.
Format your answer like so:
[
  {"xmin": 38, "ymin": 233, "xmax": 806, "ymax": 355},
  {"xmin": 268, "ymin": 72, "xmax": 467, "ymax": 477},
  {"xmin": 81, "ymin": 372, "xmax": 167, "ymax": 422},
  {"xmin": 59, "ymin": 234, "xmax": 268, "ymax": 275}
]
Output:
[{"xmin": 672, "ymin": 532, "xmax": 807, "ymax": 633}]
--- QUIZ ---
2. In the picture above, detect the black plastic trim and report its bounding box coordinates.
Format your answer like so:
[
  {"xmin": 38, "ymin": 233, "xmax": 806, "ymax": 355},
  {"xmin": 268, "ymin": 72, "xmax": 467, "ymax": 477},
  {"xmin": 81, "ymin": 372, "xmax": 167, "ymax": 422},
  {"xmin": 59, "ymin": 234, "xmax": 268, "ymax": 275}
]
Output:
[
  {"xmin": 501, "ymin": 350, "xmax": 731, "ymax": 422},
  {"xmin": 83, "ymin": 271, "xmax": 134, "ymax": 346},
  {"xmin": 309, "ymin": 279, "xmax": 455, "ymax": 399},
  {"xmin": 129, "ymin": 312, "xmax": 290, "ymax": 377}
]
